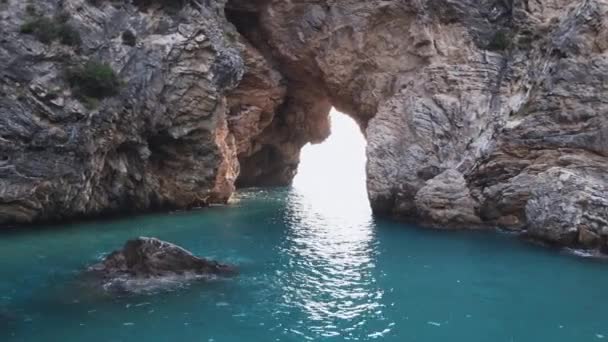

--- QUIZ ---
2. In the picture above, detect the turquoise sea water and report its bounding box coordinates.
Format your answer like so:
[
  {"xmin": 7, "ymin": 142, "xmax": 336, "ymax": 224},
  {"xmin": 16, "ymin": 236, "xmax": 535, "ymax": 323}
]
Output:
[
  {"xmin": 2, "ymin": 112, "xmax": 608, "ymax": 341},
  {"xmin": 0, "ymin": 186, "xmax": 607, "ymax": 342}
]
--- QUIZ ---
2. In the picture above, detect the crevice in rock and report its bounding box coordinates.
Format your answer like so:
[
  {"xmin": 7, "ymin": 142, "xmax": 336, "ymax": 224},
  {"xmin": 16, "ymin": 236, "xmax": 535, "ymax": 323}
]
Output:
[
  {"xmin": 224, "ymin": 8, "xmax": 259, "ymax": 39},
  {"xmin": 147, "ymin": 131, "xmax": 180, "ymax": 168}
]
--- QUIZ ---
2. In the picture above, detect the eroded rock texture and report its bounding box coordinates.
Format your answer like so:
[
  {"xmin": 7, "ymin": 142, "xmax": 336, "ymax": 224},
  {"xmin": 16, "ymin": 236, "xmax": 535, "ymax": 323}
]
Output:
[
  {"xmin": 92, "ymin": 237, "xmax": 236, "ymax": 276},
  {"xmin": 89, "ymin": 237, "xmax": 236, "ymax": 293},
  {"xmin": 227, "ymin": 0, "xmax": 608, "ymax": 253},
  {"xmin": 2, "ymin": 0, "xmax": 608, "ymax": 253},
  {"xmin": 0, "ymin": 0, "xmax": 245, "ymax": 222}
]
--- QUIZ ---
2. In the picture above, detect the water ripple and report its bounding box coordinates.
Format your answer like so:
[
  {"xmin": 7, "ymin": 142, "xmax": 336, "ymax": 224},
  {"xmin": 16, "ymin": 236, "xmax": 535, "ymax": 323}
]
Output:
[{"xmin": 268, "ymin": 187, "xmax": 386, "ymax": 339}]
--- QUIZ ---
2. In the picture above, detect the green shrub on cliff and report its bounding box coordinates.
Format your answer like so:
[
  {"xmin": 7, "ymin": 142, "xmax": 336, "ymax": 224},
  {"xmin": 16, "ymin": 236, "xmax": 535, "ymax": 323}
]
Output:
[
  {"xmin": 486, "ymin": 30, "xmax": 511, "ymax": 51},
  {"xmin": 58, "ymin": 24, "xmax": 81, "ymax": 46},
  {"xmin": 20, "ymin": 14, "xmax": 81, "ymax": 47},
  {"xmin": 20, "ymin": 17, "xmax": 57, "ymax": 43},
  {"xmin": 25, "ymin": 4, "xmax": 36, "ymax": 15},
  {"xmin": 121, "ymin": 30, "xmax": 137, "ymax": 46},
  {"xmin": 66, "ymin": 61, "xmax": 120, "ymax": 100}
]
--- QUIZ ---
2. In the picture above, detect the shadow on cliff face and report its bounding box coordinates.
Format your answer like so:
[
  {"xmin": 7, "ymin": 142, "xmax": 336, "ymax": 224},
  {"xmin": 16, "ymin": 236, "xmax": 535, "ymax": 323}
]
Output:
[{"xmin": 224, "ymin": 7, "xmax": 259, "ymax": 38}]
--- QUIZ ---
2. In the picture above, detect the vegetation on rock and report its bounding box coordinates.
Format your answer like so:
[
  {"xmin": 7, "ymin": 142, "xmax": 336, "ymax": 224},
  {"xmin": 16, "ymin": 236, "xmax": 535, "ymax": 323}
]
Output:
[
  {"xmin": 486, "ymin": 30, "xmax": 511, "ymax": 51},
  {"xmin": 121, "ymin": 29, "xmax": 137, "ymax": 46},
  {"xmin": 66, "ymin": 61, "xmax": 120, "ymax": 100},
  {"xmin": 20, "ymin": 12, "xmax": 81, "ymax": 47}
]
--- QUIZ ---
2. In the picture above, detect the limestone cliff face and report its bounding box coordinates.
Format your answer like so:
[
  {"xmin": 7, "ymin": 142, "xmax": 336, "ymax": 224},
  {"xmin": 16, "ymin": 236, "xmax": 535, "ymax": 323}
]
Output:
[
  {"xmin": 2, "ymin": 0, "xmax": 608, "ymax": 253},
  {"xmin": 0, "ymin": 0, "xmax": 244, "ymax": 222},
  {"xmin": 228, "ymin": 0, "xmax": 608, "ymax": 253}
]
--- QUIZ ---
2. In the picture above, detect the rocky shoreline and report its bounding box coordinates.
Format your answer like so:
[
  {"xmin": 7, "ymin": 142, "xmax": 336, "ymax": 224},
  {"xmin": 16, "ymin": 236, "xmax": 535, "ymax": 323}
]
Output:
[{"xmin": 1, "ymin": 0, "xmax": 608, "ymax": 254}]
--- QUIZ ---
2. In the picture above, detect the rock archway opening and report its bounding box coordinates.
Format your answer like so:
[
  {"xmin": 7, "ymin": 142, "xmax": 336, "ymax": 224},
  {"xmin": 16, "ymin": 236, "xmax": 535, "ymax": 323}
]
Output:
[{"xmin": 293, "ymin": 108, "xmax": 370, "ymax": 210}]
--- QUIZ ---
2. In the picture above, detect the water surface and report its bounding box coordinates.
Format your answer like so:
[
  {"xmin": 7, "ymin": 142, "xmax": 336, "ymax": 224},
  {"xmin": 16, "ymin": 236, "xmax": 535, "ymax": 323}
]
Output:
[
  {"xmin": 0, "ymin": 186, "xmax": 607, "ymax": 342},
  {"xmin": 1, "ymin": 112, "xmax": 607, "ymax": 341}
]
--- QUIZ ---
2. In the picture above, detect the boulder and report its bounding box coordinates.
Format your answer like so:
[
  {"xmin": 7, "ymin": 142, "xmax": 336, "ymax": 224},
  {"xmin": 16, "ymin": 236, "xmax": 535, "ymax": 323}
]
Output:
[
  {"xmin": 414, "ymin": 169, "xmax": 482, "ymax": 228},
  {"xmin": 89, "ymin": 237, "xmax": 236, "ymax": 293}
]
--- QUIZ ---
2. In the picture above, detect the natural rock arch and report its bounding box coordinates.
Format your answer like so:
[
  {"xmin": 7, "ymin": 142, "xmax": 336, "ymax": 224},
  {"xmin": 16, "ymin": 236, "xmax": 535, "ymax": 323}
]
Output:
[
  {"xmin": 226, "ymin": 0, "xmax": 608, "ymax": 253},
  {"xmin": 1, "ymin": 0, "xmax": 608, "ymax": 253}
]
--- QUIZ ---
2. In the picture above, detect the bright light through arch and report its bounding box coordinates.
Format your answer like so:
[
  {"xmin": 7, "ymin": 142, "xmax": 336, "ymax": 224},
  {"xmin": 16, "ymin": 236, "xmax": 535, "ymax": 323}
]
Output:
[{"xmin": 292, "ymin": 108, "xmax": 370, "ymax": 215}]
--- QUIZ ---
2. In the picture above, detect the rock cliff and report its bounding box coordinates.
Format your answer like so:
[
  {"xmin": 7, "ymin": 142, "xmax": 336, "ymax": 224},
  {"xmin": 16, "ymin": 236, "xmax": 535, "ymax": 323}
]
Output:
[
  {"xmin": 0, "ymin": 0, "xmax": 243, "ymax": 222},
  {"xmin": 2, "ymin": 0, "xmax": 608, "ymax": 253}
]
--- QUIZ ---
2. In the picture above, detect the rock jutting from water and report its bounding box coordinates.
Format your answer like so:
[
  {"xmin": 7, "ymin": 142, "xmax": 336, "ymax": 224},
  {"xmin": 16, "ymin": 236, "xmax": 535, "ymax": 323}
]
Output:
[
  {"xmin": 88, "ymin": 237, "xmax": 236, "ymax": 293},
  {"xmin": 1, "ymin": 0, "xmax": 608, "ymax": 254}
]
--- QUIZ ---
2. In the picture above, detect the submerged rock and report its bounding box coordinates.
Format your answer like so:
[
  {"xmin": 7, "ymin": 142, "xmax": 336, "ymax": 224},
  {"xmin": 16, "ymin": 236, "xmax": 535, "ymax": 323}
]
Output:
[{"xmin": 89, "ymin": 237, "xmax": 236, "ymax": 293}]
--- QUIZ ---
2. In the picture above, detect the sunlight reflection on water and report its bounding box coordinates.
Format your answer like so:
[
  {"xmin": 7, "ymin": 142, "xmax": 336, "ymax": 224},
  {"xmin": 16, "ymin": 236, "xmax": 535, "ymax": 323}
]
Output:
[
  {"xmin": 276, "ymin": 110, "xmax": 391, "ymax": 338},
  {"xmin": 3, "ymin": 106, "xmax": 608, "ymax": 341}
]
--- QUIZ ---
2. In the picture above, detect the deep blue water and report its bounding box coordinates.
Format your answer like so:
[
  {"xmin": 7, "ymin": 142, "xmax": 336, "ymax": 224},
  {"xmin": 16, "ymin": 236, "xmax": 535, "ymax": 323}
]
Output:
[{"xmin": 0, "ymin": 187, "xmax": 607, "ymax": 342}]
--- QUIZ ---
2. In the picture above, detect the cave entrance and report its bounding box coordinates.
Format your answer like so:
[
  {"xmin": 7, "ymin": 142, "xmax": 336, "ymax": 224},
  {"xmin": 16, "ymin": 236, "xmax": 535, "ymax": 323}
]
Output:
[{"xmin": 292, "ymin": 108, "xmax": 370, "ymax": 213}]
